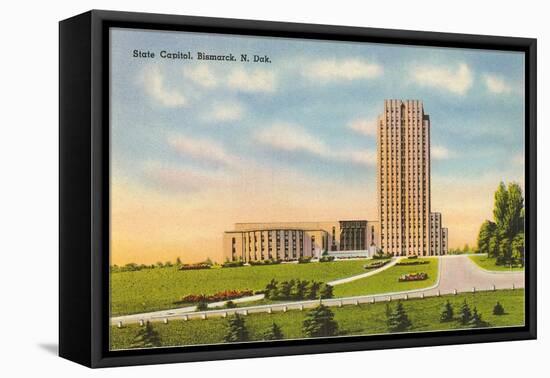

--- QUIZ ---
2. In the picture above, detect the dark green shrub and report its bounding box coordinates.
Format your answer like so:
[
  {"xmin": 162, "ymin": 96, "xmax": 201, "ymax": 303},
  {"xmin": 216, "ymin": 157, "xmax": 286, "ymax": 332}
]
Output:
[
  {"xmin": 440, "ymin": 300, "xmax": 454, "ymax": 322},
  {"xmin": 303, "ymin": 305, "xmax": 338, "ymax": 337},
  {"xmin": 263, "ymin": 322, "xmax": 284, "ymax": 340},
  {"xmin": 468, "ymin": 307, "xmax": 485, "ymax": 328},
  {"xmin": 196, "ymin": 301, "xmax": 208, "ymax": 311},
  {"xmin": 319, "ymin": 256, "xmax": 335, "ymax": 262},
  {"xmin": 131, "ymin": 321, "xmax": 161, "ymax": 348},
  {"xmin": 222, "ymin": 260, "xmax": 244, "ymax": 268},
  {"xmin": 224, "ymin": 314, "xmax": 248, "ymax": 342},
  {"xmin": 493, "ymin": 301, "xmax": 505, "ymax": 315},
  {"xmin": 459, "ymin": 300, "xmax": 472, "ymax": 325},
  {"xmin": 387, "ymin": 302, "xmax": 412, "ymax": 332}
]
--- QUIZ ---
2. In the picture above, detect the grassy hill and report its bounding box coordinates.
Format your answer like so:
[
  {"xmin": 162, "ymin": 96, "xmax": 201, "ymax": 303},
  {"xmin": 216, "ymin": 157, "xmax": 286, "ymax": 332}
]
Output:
[
  {"xmin": 333, "ymin": 258, "xmax": 438, "ymax": 297},
  {"xmin": 111, "ymin": 260, "xmax": 369, "ymax": 316},
  {"xmin": 469, "ymin": 254, "xmax": 524, "ymax": 272},
  {"xmin": 110, "ymin": 289, "xmax": 524, "ymax": 350}
]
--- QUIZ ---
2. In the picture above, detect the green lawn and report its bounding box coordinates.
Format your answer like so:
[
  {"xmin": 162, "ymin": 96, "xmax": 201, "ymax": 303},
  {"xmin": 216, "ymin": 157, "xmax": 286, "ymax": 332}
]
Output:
[
  {"xmin": 110, "ymin": 289, "xmax": 525, "ymax": 350},
  {"xmin": 469, "ymin": 255, "xmax": 524, "ymax": 272},
  {"xmin": 111, "ymin": 260, "xmax": 370, "ymax": 316},
  {"xmin": 332, "ymin": 258, "xmax": 439, "ymax": 297}
]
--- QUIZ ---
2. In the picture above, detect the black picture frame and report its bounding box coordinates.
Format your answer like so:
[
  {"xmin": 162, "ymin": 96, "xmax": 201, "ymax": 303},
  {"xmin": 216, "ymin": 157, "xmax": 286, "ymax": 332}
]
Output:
[{"xmin": 59, "ymin": 9, "xmax": 537, "ymax": 368}]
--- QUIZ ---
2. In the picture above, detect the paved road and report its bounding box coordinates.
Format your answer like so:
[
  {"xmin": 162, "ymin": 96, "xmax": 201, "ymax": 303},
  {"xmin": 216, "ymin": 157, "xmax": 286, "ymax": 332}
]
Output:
[
  {"xmin": 111, "ymin": 255, "xmax": 524, "ymax": 325},
  {"xmin": 430, "ymin": 254, "xmax": 524, "ymax": 294}
]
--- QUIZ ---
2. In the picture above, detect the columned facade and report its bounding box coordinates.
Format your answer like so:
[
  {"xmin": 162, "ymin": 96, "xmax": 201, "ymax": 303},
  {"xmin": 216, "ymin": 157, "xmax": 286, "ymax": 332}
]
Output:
[{"xmin": 339, "ymin": 220, "xmax": 367, "ymax": 251}]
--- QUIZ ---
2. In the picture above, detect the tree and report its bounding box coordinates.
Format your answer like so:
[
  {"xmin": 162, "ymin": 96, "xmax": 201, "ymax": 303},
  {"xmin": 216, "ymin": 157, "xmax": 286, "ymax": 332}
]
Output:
[
  {"xmin": 478, "ymin": 182, "xmax": 525, "ymax": 266},
  {"xmin": 196, "ymin": 300, "xmax": 208, "ymax": 311},
  {"xmin": 265, "ymin": 279, "xmax": 279, "ymax": 299},
  {"xmin": 224, "ymin": 314, "xmax": 249, "ymax": 342},
  {"xmin": 385, "ymin": 303, "xmax": 392, "ymax": 327},
  {"xmin": 493, "ymin": 302, "xmax": 505, "ymax": 315},
  {"xmin": 468, "ymin": 307, "xmax": 484, "ymax": 328},
  {"xmin": 494, "ymin": 182, "xmax": 509, "ymax": 231},
  {"xmin": 263, "ymin": 322, "xmax": 284, "ymax": 340},
  {"xmin": 506, "ymin": 183, "xmax": 524, "ymax": 238},
  {"xmin": 319, "ymin": 284, "xmax": 334, "ymax": 299},
  {"xmin": 477, "ymin": 220, "xmax": 496, "ymax": 255},
  {"xmin": 293, "ymin": 280, "xmax": 309, "ymax": 300},
  {"xmin": 387, "ymin": 302, "xmax": 412, "ymax": 332},
  {"xmin": 279, "ymin": 280, "xmax": 294, "ymax": 299},
  {"xmin": 302, "ymin": 305, "xmax": 338, "ymax": 337},
  {"xmin": 440, "ymin": 300, "xmax": 454, "ymax": 322},
  {"xmin": 512, "ymin": 232, "xmax": 525, "ymax": 267},
  {"xmin": 459, "ymin": 300, "xmax": 472, "ymax": 325},
  {"xmin": 307, "ymin": 281, "xmax": 321, "ymax": 299},
  {"xmin": 497, "ymin": 236, "xmax": 512, "ymax": 266},
  {"xmin": 488, "ymin": 234, "xmax": 500, "ymax": 259},
  {"xmin": 131, "ymin": 321, "xmax": 161, "ymax": 348}
]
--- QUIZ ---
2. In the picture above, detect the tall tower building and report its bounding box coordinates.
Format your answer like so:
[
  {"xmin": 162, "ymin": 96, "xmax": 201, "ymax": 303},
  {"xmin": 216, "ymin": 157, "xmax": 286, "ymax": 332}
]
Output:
[{"xmin": 377, "ymin": 99, "xmax": 431, "ymax": 256}]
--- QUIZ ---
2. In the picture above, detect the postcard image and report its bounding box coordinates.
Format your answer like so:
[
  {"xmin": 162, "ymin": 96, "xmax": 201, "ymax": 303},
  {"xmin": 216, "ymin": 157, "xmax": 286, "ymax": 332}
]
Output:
[{"xmin": 108, "ymin": 28, "xmax": 526, "ymax": 350}]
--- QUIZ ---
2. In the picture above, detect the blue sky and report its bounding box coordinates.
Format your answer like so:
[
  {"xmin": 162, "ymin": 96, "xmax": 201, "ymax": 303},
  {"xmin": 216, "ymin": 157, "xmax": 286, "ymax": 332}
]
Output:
[{"xmin": 109, "ymin": 27, "xmax": 525, "ymax": 263}]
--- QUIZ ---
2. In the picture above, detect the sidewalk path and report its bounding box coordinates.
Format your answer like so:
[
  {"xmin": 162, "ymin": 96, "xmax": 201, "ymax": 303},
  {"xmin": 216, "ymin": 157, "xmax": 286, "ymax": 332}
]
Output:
[{"xmin": 327, "ymin": 258, "xmax": 397, "ymax": 286}]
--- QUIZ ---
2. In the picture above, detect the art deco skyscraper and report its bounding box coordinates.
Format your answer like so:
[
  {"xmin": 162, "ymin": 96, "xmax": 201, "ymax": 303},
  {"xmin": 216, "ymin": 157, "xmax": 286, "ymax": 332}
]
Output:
[{"xmin": 377, "ymin": 100, "xmax": 431, "ymax": 256}]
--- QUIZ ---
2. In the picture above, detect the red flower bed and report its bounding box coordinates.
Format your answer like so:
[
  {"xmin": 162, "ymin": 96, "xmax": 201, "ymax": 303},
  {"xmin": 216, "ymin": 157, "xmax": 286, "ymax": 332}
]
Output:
[
  {"xmin": 398, "ymin": 272, "xmax": 428, "ymax": 282},
  {"xmin": 364, "ymin": 260, "xmax": 389, "ymax": 269},
  {"xmin": 396, "ymin": 260, "xmax": 429, "ymax": 266},
  {"xmin": 180, "ymin": 289, "xmax": 254, "ymax": 303}
]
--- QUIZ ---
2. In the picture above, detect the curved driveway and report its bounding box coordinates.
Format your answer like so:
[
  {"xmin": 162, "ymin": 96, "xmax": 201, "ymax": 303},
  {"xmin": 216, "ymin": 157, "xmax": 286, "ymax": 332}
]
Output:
[
  {"xmin": 111, "ymin": 255, "xmax": 524, "ymax": 325},
  {"xmin": 432, "ymin": 255, "xmax": 524, "ymax": 294}
]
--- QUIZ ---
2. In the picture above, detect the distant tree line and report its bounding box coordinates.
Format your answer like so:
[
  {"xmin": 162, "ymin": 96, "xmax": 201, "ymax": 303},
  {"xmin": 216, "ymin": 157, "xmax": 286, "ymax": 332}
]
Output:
[
  {"xmin": 111, "ymin": 257, "xmax": 216, "ymax": 272},
  {"xmin": 448, "ymin": 244, "xmax": 476, "ymax": 255},
  {"xmin": 477, "ymin": 182, "xmax": 525, "ymax": 267}
]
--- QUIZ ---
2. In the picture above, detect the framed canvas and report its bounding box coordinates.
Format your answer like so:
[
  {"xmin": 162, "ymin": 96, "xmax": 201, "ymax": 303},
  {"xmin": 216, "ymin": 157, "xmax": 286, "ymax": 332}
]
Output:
[{"xmin": 59, "ymin": 10, "xmax": 537, "ymax": 368}]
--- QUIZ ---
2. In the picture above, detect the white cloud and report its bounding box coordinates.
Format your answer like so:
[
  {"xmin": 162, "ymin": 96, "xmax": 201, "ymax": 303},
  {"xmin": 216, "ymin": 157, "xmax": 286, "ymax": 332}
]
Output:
[
  {"xmin": 348, "ymin": 118, "xmax": 378, "ymax": 136},
  {"xmin": 203, "ymin": 102, "xmax": 245, "ymax": 123},
  {"xmin": 304, "ymin": 58, "xmax": 383, "ymax": 83},
  {"xmin": 483, "ymin": 74, "xmax": 513, "ymax": 95},
  {"xmin": 255, "ymin": 123, "xmax": 376, "ymax": 166},
  {"xmin": 432, "ymin": 145, "xmax": 452, "ymax": 160},
  {"xmin": 141, "ymin": 66, "xmax": 187, "ymax": 107},
  {"xmin": 348, "ymin": 150, "xmax": 377, "ymax": 166},
  {"xmin": 410, "ymin": 63, "xmax": 473, "ymax": 95},
  {"xmin": 167, "ymin": 135, "xmax": 240, "ymax": 167},
  {"xmin": 183, "ymin": 65, "xmax": 218, "ymax": 88},
  {"xmin": 227, "ymin": 68, "xmax": 276, "ymax": 93},
  {"xmin": 255, "ymin": 123, "xmax": 325, "ymax": 155}
]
